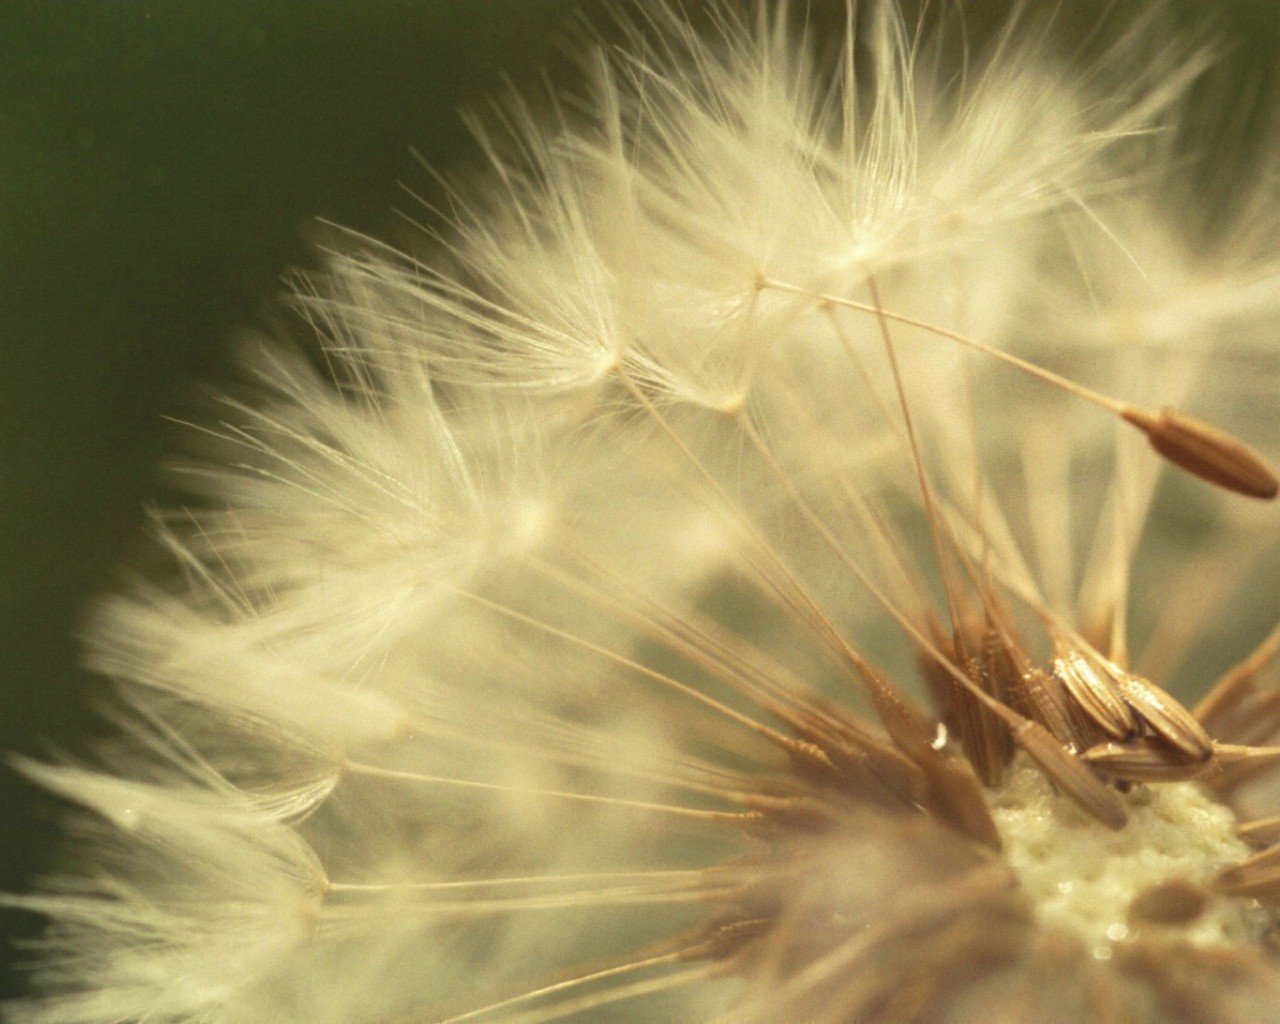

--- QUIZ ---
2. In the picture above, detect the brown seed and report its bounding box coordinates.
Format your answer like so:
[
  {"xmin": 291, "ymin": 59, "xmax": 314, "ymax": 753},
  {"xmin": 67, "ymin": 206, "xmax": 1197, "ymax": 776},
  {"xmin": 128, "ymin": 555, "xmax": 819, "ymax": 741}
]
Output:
[
  {"xmin": 1084, "ymin": 975, "xmax": 1130, "ymax": 1024},
  {"xmin": 1114, "ymin": 673, "xmax": 1214, "ymax": 762},
  {"xmin": 1127, "ymin": 879, "xmax": 1208, "ymax": 925},
  {"xmin": 1237, "ymin": 815, "xmax": 1280, "ymax": 848},
  {"xmin": 739, "ymin": 792, "xmax": 839, "ymax": 833},
  {"xmin": 916, "ymin": 613, "xmax": 964, "ymax": 731},
  {"xmin": 863, "ymin": 666, "xmax": 939, "ymax": 753},
  {"xmin": 1207, "ymin": 743, "xmax": 1280, "ymax": 794},
  {"xmin": 1216, "ymin": 869, "xmax": 1280, "ymax": 904},
  {"xmin": 869, "ymin": 911, "xmax": 1024, "ymax": 1022},
  {"xmin": 1113, "ymin": 941, "xmax": 1262, "ymax": 1021},
  {"xmin": 1215, "ymin": 843, "xmax": 1280, "ymax": 901},
  {"xmin": 1014, "ymin": 668, "xmax": 1086, "ymax": 748},
  {"xmin": 978, "ymin": 629, "xmax": 1019, "ymax": 754},
  {"xmin": 1121, "ymin": 405, "xmax": 1279, "ymax": 500},
  {"xmin": 952, "ymin": 654, "xmax": 1011, "ymax": 788},
  {"xmin": 1220, "ymin": 841, "xmax": 1280, "ymax": 875},
  {"xmin": 1055, "ymin": 651, "xmax": 1138, "ymax": 740},
  {"xmin": 981, "ymin": 625, "xmax": 1030, "ymax": 692},
  {"xmin": 1218, "ymin": 691, "xmax": 1280, "ymax": 748},
  {"xmin": 1013, "ymin": 719, "xmax": 1127, "ymax": 829},
  {"xmin": 829, "ymin": 733, "xmax": 929, "ymax": 807},
  {"xmin": 780, "ymin": 738, "xmax": 839, "ymax": 781},
  {"xmin": 1080, "ymin": 738, "xmax": 1212, "ymax": 783},
  {"xmin": 914, "ymin": 744, "xmax": 1004, "ymax": 851},
  {"xmin": 1212, "ymin": 743, "xmax": 1280, "ymax": 768}
]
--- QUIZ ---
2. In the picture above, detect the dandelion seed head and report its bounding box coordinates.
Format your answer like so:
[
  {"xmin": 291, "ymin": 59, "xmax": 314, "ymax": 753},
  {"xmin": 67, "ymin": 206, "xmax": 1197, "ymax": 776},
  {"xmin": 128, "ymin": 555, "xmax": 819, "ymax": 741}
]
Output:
[{"xmin": 11, "ymin": 2, "xmax": 1280, "ymax": 1022}]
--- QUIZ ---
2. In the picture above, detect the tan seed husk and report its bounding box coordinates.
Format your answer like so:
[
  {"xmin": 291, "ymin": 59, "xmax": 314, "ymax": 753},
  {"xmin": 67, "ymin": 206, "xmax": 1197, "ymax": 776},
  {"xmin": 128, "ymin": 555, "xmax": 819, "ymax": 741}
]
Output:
[
  {"xmin": 1055, "ymin": 651, "xmax": 1138, "ymax": 740},
  {"xmin": 1115, "ymin": 673, "xmax": 1213, "ymax": 761},
  {"xmin": 1237, "ymin": 815, "xmax": 1280, "ymax": 848},
  {"xmin": 1121, "ymin": 406, "xmax": 1279, "ymax": 500},
  {"xmin": 914, "ymin": 745, "xmax": 1004, "ymax": 850},
  {"xmin": 1013, "ymin": 719, "xmax": 1127, "ymax": 829},
  {"xmin": 1013, "ymin": 668, "xmax": 1085, "ymax": 748},
  {"xmin": 1080, "ymin": 738, "xmax": 1211, "ymax": 783},
  {"xmin": 953, "ymin": 654, "xmax": 1010, "ymax": 787},
  {"xmin": 1206, "ymin": 743, "xmax": 1280, "ymax": 794},
  {"xmin": 1215, "ymin": 843, "xmax": 1280, "ymax": 898}
]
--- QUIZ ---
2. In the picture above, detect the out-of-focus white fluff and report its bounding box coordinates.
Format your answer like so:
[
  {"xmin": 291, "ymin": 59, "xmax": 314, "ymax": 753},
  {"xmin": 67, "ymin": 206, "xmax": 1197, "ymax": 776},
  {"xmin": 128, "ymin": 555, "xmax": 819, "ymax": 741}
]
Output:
[{"xmin": 6, "ymin": 763, "xmax": 326, "ymax": 1024}]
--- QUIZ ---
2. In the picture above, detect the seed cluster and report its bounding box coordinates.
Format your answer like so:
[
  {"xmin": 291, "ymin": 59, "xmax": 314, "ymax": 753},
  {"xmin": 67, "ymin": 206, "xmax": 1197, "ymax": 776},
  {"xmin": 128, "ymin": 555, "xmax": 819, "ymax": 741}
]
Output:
[{"xmin": 662, "ymin": 604, "xmax": 1280, "ymax": 1017}]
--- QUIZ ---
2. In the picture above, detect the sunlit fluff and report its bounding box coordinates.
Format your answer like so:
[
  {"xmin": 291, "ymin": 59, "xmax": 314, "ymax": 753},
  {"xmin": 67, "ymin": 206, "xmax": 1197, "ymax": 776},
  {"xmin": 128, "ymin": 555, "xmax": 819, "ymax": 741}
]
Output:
[{"xmin": 9, "ymin": 3, "xmax": 1280, "ymax": 1022}]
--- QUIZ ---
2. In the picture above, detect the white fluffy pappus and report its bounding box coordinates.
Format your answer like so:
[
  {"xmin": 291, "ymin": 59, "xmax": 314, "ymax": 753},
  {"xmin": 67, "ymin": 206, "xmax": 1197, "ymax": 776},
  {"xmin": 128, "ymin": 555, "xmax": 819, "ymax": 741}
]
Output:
[{"xmin": 9, "ymin": 2, "xmax": 1280, "ymax": 1022}]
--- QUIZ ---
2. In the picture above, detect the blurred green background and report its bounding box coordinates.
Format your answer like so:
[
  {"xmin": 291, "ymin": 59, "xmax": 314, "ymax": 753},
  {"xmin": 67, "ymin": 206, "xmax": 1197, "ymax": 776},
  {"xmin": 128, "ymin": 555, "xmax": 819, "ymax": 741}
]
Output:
[{"xmin": 2, "ymin": 0, "xmax": 1277, "ymax": 1005}]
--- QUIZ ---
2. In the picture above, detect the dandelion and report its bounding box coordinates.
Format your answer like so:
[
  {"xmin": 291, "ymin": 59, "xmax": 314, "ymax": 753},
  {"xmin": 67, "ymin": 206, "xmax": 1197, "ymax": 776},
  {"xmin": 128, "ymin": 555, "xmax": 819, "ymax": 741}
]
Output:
[{"xmin": 9, "ymin": 2, "xmax": 1280, "ymax": 1021}]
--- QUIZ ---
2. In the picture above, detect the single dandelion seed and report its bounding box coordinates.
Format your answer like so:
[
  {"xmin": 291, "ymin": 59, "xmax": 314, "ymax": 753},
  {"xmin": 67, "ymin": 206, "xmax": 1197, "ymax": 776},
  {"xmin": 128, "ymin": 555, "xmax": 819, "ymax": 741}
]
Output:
[{"xmin": 8, "ymin": 2, "xmax": 1280, "ymax": 1023}]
